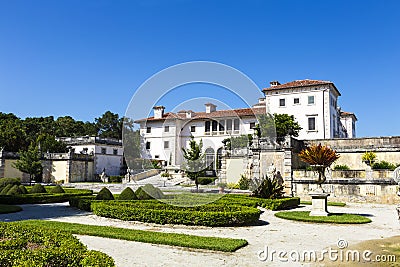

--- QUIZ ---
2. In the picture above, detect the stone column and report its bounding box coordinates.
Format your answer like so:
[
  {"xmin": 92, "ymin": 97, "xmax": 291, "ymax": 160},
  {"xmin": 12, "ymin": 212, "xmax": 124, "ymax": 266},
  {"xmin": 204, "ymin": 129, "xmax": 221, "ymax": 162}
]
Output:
[
  {"xmin": 283, "ymin": 136, "xmax": 293, "ymax": 196},
  {"xmin": 218, "ymin": 150, "xmax": 227, "ymax": 183}
]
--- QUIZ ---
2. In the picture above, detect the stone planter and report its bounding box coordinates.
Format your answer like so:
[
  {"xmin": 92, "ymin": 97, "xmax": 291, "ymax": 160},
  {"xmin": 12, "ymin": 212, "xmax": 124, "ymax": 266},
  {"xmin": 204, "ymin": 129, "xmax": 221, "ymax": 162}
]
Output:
[{"xmin": 309, "ymin": 192, "xmax": 330, "ymax": 216}]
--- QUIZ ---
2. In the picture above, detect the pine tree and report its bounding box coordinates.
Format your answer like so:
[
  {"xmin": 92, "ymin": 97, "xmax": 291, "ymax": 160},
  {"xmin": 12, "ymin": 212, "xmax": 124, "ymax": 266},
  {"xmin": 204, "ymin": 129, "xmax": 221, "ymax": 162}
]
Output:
[
  {"xmin": 13, "ymin": 144, "xmax": 43, "ymax": 185},
  {"xmin": 182, "ymin": 137, "xmax": 205, "ymax": 191}
]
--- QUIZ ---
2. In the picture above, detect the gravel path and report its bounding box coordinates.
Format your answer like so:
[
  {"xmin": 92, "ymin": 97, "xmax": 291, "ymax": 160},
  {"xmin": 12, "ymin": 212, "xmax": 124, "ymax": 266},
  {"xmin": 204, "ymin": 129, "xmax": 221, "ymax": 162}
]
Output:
[{"xmin": 1, "ymin": 202, "xmax": 399, "ymax": 266}]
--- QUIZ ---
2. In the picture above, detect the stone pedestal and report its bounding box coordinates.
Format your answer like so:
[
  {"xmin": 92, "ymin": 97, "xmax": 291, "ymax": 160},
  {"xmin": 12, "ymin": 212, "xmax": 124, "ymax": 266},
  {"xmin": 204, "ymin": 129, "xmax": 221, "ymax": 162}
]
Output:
[{"xmin": 309, "ymin": 192, "xmax": 330, "ymax": 216}]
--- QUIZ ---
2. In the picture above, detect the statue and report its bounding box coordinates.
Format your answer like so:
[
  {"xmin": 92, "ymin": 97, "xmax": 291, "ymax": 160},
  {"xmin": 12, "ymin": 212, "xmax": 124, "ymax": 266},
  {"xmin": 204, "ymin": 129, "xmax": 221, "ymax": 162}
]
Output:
[{"xmin": 100, "ymin": 168, "xmax": 108, "ymax": 183}]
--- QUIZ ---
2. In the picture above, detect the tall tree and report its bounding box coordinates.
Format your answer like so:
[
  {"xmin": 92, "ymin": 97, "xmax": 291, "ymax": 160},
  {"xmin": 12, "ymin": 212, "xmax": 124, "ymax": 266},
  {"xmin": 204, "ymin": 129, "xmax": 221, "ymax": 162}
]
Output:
[
  {"xmin": 257, "ymin": 113, "xmax": 302, "ymax": 142},
  {"xmin": 182, "ymin": 137, "xmax": 205, "ymax": 191},
  {"xmin": 36, "ymin": 133, "xmax": 67, "ymax": 153},
  {"xmin": 0, "ymin": 112, "xmax": 28, "ymax": 151},
  {"xmin": 13, "ymin": 144, "xmax": 43, "ymax": 184},
  {"xmin": 95, "ymin": 111, "xmax": 122, "ymax": 139}
]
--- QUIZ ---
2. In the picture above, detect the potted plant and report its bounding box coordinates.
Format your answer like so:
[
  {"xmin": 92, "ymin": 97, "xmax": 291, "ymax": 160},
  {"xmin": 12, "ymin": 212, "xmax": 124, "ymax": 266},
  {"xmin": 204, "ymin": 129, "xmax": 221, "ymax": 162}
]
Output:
[{"xmin": 362, "ymin": 151, "xmax": 376, "ymax": 166}]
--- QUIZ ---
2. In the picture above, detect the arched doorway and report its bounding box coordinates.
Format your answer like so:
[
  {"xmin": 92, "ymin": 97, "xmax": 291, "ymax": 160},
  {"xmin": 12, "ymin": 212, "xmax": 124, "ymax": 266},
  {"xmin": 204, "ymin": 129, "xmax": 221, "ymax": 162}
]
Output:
[{"xmin": 205, "ymin": 147, "xmax": 215, "ymax": 170}]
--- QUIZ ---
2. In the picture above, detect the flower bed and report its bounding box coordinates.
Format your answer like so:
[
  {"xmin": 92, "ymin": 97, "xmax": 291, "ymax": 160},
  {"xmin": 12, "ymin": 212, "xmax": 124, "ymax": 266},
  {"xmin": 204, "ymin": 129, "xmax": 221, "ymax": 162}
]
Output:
[
  {"xmin": 91, "ymin": 201, "xmax": 261, "ymax": 227},
  {"xmin": 0, "ymin": 222, "xmax": 114, "ymax": 266}
]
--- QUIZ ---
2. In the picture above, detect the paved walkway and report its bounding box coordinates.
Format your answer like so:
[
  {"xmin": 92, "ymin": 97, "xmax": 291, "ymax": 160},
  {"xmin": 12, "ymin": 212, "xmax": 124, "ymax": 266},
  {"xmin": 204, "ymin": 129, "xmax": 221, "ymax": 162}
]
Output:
[{"xmin": 1, "ymin": 202, "xmax": 399, "ymax": 266}]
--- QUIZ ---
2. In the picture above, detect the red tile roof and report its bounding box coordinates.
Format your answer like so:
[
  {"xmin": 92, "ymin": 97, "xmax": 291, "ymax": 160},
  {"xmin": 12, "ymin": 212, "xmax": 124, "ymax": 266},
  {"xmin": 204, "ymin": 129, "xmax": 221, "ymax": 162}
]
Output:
[
  {"xmin": 263, "ymin": 79, "xmax": 333, "ymax": 91},
  {"xmin": 134, "ymin": 107, "xmax": 266, "ymax": 123},
  {"xmin": 340, "ymin": 111, "xmax": 357, "ymax": 120}
]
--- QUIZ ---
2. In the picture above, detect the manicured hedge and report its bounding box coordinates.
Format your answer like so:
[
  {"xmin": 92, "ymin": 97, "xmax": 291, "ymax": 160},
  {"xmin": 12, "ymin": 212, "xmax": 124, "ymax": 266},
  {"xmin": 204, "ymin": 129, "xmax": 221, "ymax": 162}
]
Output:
[
  {"xmin": 216, "ymin": 195, "xmax": 300, "ymax": 210},
  {"xmin": 0, "ymin": 189, "xmax": 93, "ymax": 205},
  {"xmin": 0, "ymin": 222, "xmax": 115, "ymax": 266},
  {"xmin": 69, "ymin": 196, "xmax": 96, "ymax": 211},
  {"xmin": 91, "ymin": 201, "xmax": 261, "ymax": 226}
]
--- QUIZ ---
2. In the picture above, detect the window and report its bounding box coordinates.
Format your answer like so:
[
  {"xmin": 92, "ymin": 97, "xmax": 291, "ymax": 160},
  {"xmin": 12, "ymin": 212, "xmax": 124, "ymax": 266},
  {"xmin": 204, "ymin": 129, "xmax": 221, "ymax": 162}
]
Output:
[
  {"xmin": 164, "ymin": 126, "xmax": 169, "ymax": 132},
  {"xmin": 279, "ymin": 98, "xmax": 286, "ymax": 107},
  {"xmin": 308, "ymin": 117, "xmax": 316, "ymax": 131},
  {"xmin": 190, "ymin": 126, "xmax": 196, "ymax": 132},
  {"xmin": 226, "ymin": 119, "xmax": 232, "ymax": 131},
  {"xmin": 146, "ymin": 142, "xmax": 151, "ymax": 149},
  {"xmin": 294, "ymin": 98, "xmax": 300, "ymax": 105},
  {"xmin": 164, "ymin": 141, "xmax": 169, "ymax": 149},
  {"xmin": 308, "ymin": 96, "xmax": 315, "ymax": 105},
  {"xmin": 101, "ymin": 148, "xmax": 106, "ymax": 154},
  {"xmin": 250, "ymin": 122, "xmax": 256, "ymax": 129},
  {"xmin": 146, "ymin": 127, "xmax": 151, "ymax": 133},
  {"xmin": 155, "ymin": 155, "xmax": 159, "ymax": 159},
  {"xmin": 205, "ymin": 121, "xmax": 210, "ymax": 133},
  {"xmin": 233, "ymin": 119, "xmax": 240, "ymax": 131},
  {"xmin": 212, "ymin": 120, "xmax": 218, "ymax": 132},
  {"xmin": 219, "ymin": 120, "xmax": 224, "ymax": 132},
  {"xmin": 113, "ymin": 149, "xmax": 118, "ymax": 155}
]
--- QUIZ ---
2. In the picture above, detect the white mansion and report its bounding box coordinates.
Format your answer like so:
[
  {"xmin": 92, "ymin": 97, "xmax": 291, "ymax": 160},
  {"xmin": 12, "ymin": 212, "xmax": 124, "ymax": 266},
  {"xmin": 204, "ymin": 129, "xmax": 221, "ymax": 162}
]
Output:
[{"xmin": 135, "ymin": 79, "xmax": 357, "ymax": 169}]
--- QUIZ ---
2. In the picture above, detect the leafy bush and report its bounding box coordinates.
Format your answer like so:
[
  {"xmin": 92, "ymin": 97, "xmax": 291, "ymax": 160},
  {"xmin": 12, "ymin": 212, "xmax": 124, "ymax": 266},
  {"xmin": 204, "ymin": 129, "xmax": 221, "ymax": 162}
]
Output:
[
  {"xmin": 251, "ymin": 176, "xmax": 284, "ymax": 199},
  {"xmin": 0, "ymin": 222, "xmax": 115, "ymax": 266},
  {"xmin": 108, "ymin": 176, "xmax": 123, "ymax": 183},
  {"xmin": 91, "ymin": 201, "xmax": 261, "ymax": 227},
  {"xmin": 334, "ymin": 164, "xmax": 350, "ymax": 170},
  {"xmin": 18, "ymin": 185, "xmax": 28, "ymax": 194},
  {"xmin": 50, "ymin": 185, "xmax": 65, "ymax": 194},
  {"xmin": 96, "ymin": 187, "xmax": 114, "ymax": 200},
  {"xmin": 135, "ymin": 184, "xmax": 164, "ymax": 200},
  {"xmin": 227, "ymin": 183, "xmax": 239, "ymax": 189},
  {"xmin": 362, "ymin": 151, "xmax": 377, "ymax": 165},
  {"xmin": 30, "ymin": 184, "xmax": 47, "ymax": 194},
  {"xmin": 197, "ymin": 177, "xmax": 217, "ymax": 185},
  {"xmin": 0, "ymin": 184, "xmax": 13, "ymax": 195},
  {"xmin": 69, "ymin": 196, "xmax": 96, "ymax": 211},
  {"xmin": 118, "ymin": 187, "xmax": 137, "ymax": 200},
  {"xmin": 80, "ymin": 250, "xmax": 116, "ymax": 267},
  {"xmin": 372, "ymin": 161, "xmax": 398, "ymax": 171},
  {"xmin": 0, "ymin": 178, "xmax": 20, "ymax": 188},
  {"xmin": 6, "ymin": 185, "xmax": 23, "ymax": 196},
  {"xmin": 0, "ymin": 189, "xmax": 93, "ymax": 205},
  {"xmin": 237, "ymin": 175, "xmax": 250, "ymax": 190},
  {"xmin": 161, "ymin": 172, "xmax": 170, "ymax": 178}
]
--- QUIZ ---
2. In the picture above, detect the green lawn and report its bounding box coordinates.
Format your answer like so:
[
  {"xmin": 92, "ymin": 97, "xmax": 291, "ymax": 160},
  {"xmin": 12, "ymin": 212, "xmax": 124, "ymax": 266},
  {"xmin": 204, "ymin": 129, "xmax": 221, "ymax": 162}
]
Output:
[
  {"xmin": 0, "ymin": 204, "xmax": 22, "ymax": 214},
  {"xmin": 18, "ymin": 220, "xmax": 248, "ymax": 252},
  {"xmin": 275, "ymin": 211, "xmax": 371, "ymax": 224},
  {"xmin": 300, "ymin": 200, "xmax": 346, "ymax": 207}
]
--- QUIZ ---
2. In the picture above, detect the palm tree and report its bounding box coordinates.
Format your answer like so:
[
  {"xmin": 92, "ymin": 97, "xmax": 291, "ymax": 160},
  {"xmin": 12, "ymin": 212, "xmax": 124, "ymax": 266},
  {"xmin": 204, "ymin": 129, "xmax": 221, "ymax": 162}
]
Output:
[{"xmin": 299, "ymin": 144, "xmax": 339, "ymax": 191}]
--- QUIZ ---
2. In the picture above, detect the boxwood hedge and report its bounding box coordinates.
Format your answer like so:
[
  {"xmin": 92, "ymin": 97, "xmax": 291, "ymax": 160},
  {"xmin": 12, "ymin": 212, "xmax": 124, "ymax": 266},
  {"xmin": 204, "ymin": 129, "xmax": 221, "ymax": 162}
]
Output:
[
  {"xmin": 91, "ymin": 201, "xmax": 261, "ymax": 226},
  {"xmin": 0, "ymin": 222, "xmax": 115, "ymax": 267},
  {"xmin": 0, "ymin": 189, "xmax": 93, "ymax": 205}
]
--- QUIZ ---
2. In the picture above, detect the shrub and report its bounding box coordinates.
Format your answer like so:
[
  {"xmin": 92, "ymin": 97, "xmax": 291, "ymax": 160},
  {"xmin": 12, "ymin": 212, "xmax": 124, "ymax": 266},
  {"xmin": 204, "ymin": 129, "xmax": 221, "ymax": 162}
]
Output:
[
  {"xmin": 135, "ymin": 184, "xmax": 164, "ymax": 200},
  {"xmin": 50, "ymin": 185, "xmax": 65, "ymax": 194},
  {"xmin": 91, "ymin": 201, "xmax": 261, "ymax": 227},
  {"xmin": 0, "ymin": 222, "xmax": 115, "ymax": 266},
  {"xmin": 96, "ymin": 187, "xmax": 114, "ymax": 200},
  {"xmin": 0, "ymin": 189, "xmax": 93, "ymax": 205},
  {"xmin": 227, "ymin": 183, "xmax": 239, "ymax": 189},
  {"xmin": 30, "ymin": 184, "xmax": 47, "ymax": 194},
  {"xmin": 0, "ymin": 184, "xmax": 13, "ymax": 195},
  {"xmin": 0, "ymin": 178, "xmax": 21, "ymax": 188},
  {"xmin": 6, "ymin": 185, "xmax": 23, "ymax": 195},
  {"xmin": 251, "ymin": 176, "xmax": 284, "ymax": 199},
  {"xmin": 18, "ymin": 185, "xmax": 28, "ymax": 194},
  {"xmin": 237, "ymin": 175, "xmax": 250, "ymax": 190},
  {"xmin": 334, "ymin": 164, "xmax": 350, "ymax": 170},
  {"xmin": 161, "ymin": 172, "xmax": 170, "ymax": 178},
  {"xmin": 118, "ymin": 187, "xmax": 137, "ymax": 200},
  {"xmin": 372, "ymin": 161, "xmax": 398, "ymax": 171},
  {"xmin": 197, "ymin": 177, "xmax": 217, "ymax": 185},
  {"xmin": 109, "ymin": 176, "xmax": 123, "ymax": 183},
  {"xmin": 362, "ymin": 151, "xmax": 377, "ymax": 165},
  {"xmin": 80, "ymin": 250, "xmax": 115, "ymax": 267},
  {"xmin": 69, "ymin": 196, "xmax": 96, "ymax": 211}
]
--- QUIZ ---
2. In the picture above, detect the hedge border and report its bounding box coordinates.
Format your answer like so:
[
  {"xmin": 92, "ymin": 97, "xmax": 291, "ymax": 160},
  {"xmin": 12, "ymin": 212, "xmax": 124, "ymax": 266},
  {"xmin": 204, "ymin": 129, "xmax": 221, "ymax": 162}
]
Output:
[{"xmin": 91, "ymin": 201, "xmax": 261, "ymax": 227}]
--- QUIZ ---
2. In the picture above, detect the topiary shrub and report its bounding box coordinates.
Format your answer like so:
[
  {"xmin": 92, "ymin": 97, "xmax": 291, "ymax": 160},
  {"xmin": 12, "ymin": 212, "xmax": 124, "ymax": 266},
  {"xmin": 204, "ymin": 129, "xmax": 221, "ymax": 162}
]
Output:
[
  {"xmin": 96, "ymin": 187, "xmax": 114, "ymax": 200},
  {"xmin": 197, "ymin": 177, "xmax": 217, "ymax": 185},
  {"xmin": 50, "ymin": 185, "xmax": 65, "ymax": 194},
  {"xmin": 135, "ymin": 184, "xmax": 164, "ymax": 200},
  {"xmin": 6, "ymin": 185, "xmax": 23, "ymax": 196},
  {"xmin": 30, "ymin": 184, "xmax": 47, "ymax": 194},
  {"xmin": 0, "ymin": 184, "xmax": 13, "ymax": 195},
  {"xmin": 118, "ymin": 187, "xmax": 137, "ymax": 200},
  {"xmin": 18, "ymin": 185, "xmax": 28, "ymax": 194},
  {"xmin": 0, "ymin": 178, "xmax": 21, "ymax": 188},
  {"xmin": 80, "ymin": 250, "xmax": 115, "ymax": 267}
]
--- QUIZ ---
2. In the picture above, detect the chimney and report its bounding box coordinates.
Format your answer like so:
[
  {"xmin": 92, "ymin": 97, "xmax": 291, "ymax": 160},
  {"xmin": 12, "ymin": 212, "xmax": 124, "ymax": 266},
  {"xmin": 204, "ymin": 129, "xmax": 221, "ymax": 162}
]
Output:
[
  {"xmin": 153, "ymin": 106, "xmax": 165, "ymax": 119},
  {"xmin": 186, "ymin": 110, "xmax": 193, "ymax": 119},
  {"xmin": 270, "ymin": 81, "xmax": 281, "ymax": 87},
  {"xmin": 205, "ymin": 103, "xmax": 217, "ymax": 113}
]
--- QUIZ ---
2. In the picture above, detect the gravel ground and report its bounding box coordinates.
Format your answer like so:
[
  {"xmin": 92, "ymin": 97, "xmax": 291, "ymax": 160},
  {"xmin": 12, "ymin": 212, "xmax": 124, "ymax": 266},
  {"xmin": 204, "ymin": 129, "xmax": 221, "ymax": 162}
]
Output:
[{"xmin": 1, "ymin": 202, "xmax": 399, "ymax": 266}]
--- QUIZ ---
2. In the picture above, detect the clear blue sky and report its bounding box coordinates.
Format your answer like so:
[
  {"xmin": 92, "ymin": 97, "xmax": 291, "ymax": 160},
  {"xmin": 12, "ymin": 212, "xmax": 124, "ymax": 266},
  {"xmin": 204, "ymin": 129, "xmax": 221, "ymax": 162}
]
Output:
[{"xmin": 0, "ymin": 0, "xmax": 399, "ymax": 137}]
